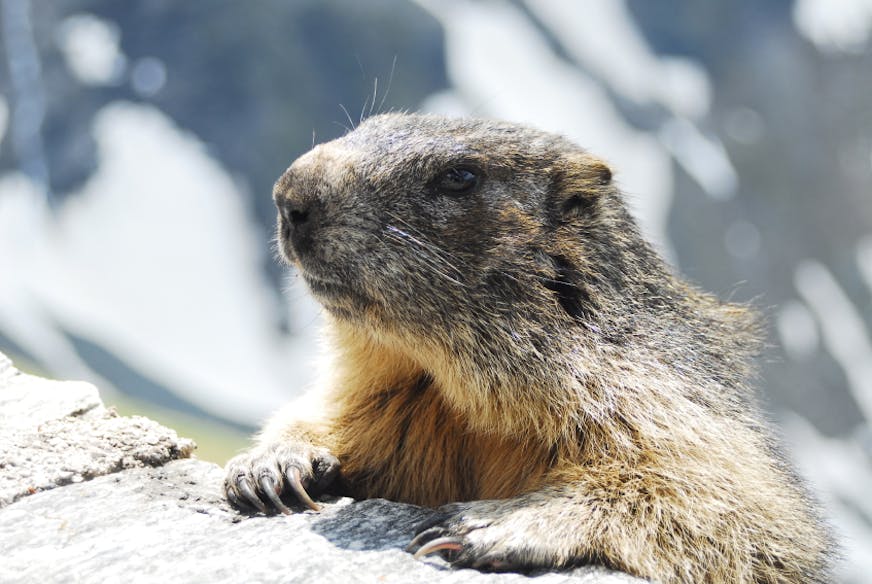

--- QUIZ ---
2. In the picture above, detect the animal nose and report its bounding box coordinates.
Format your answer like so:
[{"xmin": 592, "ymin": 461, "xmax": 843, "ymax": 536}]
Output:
[
  {"xmin": 281, "ymin": 198, "xmax": 310, "ymax": 229},
  {"xmin": 277, "ymin": 196, "xmax": 321, "ymax": 256}
]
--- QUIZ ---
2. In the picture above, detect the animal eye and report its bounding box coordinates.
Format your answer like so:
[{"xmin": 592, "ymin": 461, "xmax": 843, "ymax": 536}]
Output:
[{"xmin": 437, "ymin": 167, "xmax": 478, "ymax": 194}]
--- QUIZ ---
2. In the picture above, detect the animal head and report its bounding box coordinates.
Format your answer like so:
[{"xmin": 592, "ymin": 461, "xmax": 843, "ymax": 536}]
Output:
[{"xmin": 273, "ymin": 113, "xmax": 635, "ymax": 341}]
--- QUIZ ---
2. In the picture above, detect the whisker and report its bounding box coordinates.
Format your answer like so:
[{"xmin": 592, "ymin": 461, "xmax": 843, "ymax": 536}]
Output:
[
  {"xmin": 377, "ymin": 55, "xmax": 397, "ymax": 114},
  {"xmin": 338, "ymin": 103, "xmax": 356, "ymax": 130},
  {"xmin": 359, "ymin": 94, "xmax": 370, "ymax": 126},
  {"xmin": 384, "ymin": 213, "xmax": 475, "ymax": 274},
  {"xmin": 384, "ymin": 211, "xmax": 525, "ymax": 292},
  {"xmin": 385, "ymin": 225, "xmax": 430, "ymax": 250},
  {"xmin": 332, "ymin": 120, "xmax": 352, "ymax": 134},
  {"xmin": 385, "ymin": 224, "xmax": 466, "ymax": 279},
  {"xmin": 383, "ymin": 229, "xmax": 467, "ymax": 288},
  {"xmin": 368, "ymin": 77, "xmax": 378, "ymax": 119},
  {"xmin": 355, "ymin": 53, "xmax": 367, "ymax": 78}
]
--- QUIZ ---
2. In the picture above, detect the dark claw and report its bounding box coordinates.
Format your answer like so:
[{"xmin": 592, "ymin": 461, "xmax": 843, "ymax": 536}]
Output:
[
  {"xmin": 284, "ymin": 466, "xmax": 321, "ymax": 511},
  {"xmin": 226, "ymin": 487, "xmax": 254, "ymax": 512},
  {"xmin": 236, "ymin": 475, "xmax": 268, "ymax": 514},
  {"xmin": 412, "ymin": 536, "xmax": 465, "ymax": 560},
  {"xmin": 259, "ymin": 475, "xmax": 292, "ymax": 515},
  {"xmin": 406, "ymin": 527, "xmax": 442, "ymax": 553}
]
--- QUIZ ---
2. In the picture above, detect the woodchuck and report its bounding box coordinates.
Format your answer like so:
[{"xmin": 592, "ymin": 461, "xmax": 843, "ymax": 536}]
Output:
[{"xmin": 224, "ymin": 113, "xmax": 834, "ymax": 582}]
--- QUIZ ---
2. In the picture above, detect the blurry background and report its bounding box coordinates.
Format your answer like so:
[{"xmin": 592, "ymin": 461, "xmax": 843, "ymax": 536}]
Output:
[{"xmin": 1, "ymin": 0, "xmax": 870, "ymax": 579}]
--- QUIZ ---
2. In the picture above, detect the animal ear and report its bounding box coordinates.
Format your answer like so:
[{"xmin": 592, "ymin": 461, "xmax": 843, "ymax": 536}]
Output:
[{"xmin": 551, "ymin": 152, "xmax": 613, "ymax": 220}]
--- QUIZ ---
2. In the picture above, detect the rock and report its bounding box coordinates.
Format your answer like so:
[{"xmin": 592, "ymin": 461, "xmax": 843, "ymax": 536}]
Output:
[
  {"xmin": 0, "ymin": 355, "xmax": 195, "ymax": 508},
  {"xmin": 0, "ymin": 351, "xmax": 647, "ymax": 583}
]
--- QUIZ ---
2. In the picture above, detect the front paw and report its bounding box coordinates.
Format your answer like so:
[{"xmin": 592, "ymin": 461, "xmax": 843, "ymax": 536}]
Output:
[
  {"xmin": 407, "ymin": 501, "xmax": 563, "ymax": 572},
  {"xmin": 224, "ymin": 442, "xmax": 339, "ymax": 515}
]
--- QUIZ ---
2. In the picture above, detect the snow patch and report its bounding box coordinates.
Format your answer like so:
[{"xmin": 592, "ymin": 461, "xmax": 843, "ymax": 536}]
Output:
[
  {"xmin": 795, "ymin": 260, "xmax": 872, "ymax": 420},
  {"xmin": 658, "ymin": 117, "xmax": 738, "ymax": 200},
  {"xmin": 55, "ymin": 14, "xmax": 126, "ymax": 86},
  {"xmin": 525, "ymin": 0, "xmax": 712, "ymax": 119},
  {"xmin": 0, "ymin": 102, "xmax": 312, "ymax": 425},
  {"xmin": 782, "ymin": 415, "xmax": 872, "ymax": 582},
  {"xmin": 793, "ymin": 0, "xmax": 872, "ymax": 54},
  {"xmin": 0, "ymin": 174, "xmax": 100, "ymax": 383}
]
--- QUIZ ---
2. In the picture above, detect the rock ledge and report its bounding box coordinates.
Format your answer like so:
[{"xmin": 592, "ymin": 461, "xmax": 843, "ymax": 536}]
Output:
[{"xmin": 0, "ymin": 351, "xmax": 645, "ymax": 583}]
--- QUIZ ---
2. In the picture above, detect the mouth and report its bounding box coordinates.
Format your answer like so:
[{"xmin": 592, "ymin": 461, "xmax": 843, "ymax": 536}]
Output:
[{"xmin": 301, "ymin": 271, "xmax": 374, "ymax": 314}]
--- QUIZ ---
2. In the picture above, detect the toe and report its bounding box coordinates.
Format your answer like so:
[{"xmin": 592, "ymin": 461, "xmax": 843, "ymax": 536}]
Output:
[
  {"xmin": 283, "ymin": 466, "xmax": 321, "ymax": 511},
  {"xmin": 258, "ymin": 474, "xmax": 292, "ymax": 515},
  {"xmin": 236, "ymin": 474, "xmax": 268, "ymax": 514}
]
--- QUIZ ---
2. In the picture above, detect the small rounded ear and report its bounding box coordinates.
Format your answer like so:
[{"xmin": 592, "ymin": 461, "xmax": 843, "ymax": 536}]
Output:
[{"xmin": 551, "ymin": 152, "xmax": 613, "ymax": 220}]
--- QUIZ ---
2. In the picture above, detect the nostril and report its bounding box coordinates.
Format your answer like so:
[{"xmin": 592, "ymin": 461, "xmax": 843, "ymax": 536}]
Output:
[
  {"xmin": 277, "ymin": 199, "xmax": 311, "ymax": 226},
  {"xmin": 279, "ymin": 199, "xmax": 320, "ymax": 256},
  {"xmin": 289, "ymin": 208, "xmax": 309, "ymax": 225}
]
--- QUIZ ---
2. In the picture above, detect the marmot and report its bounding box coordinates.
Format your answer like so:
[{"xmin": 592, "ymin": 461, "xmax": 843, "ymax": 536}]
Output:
[{"xmin": 224, "ymin": 113, "xmax": 833, "ymax": 582}]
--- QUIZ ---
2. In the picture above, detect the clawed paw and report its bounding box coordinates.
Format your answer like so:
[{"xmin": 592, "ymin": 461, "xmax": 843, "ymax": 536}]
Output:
[
  {"xmin": 223, "ymin": 442, "xmax": 339, "ymax": 515},
  {"xmin": 406, "ymin": 503, "xmax": 537, "ymax": 572}
]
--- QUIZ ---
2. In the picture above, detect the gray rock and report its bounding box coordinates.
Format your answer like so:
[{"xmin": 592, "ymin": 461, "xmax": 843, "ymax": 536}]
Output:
[
  {"xmin": 0, "ymin": 354, "xmax": 195, "ymax": 507},
  {"xmin": 0, "ymin": 351, "xmax": 646, "ymax": 583}
]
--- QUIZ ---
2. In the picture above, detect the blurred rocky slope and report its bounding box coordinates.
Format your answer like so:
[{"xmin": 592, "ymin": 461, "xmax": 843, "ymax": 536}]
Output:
[{"xmin": 1, "ymin": 0, "xmax": 869, "ymax": 437}]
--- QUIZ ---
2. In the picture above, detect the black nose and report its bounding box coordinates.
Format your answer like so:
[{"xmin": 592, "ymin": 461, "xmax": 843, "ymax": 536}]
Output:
[{"xmin": 278, "ymin": 197, "xmax": 320, "ymax": 256}]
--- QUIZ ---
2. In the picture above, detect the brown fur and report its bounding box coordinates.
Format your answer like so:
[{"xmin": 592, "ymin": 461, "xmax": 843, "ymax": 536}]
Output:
[{"xmin": 225, "ymin": 113, "xmax": 834, "ymax": 582}]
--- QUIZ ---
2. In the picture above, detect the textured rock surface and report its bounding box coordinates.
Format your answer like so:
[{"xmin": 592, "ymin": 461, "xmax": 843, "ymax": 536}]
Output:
[
  {"xmin": 0, "ymin": 352, "xmax": 195, "ymax": 507},
  {"xmin": 0, "ymin": 352, "xmax": 646, "ymax": 583}
]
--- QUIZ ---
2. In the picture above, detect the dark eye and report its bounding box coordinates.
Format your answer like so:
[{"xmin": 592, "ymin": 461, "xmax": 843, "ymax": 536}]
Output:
[{"xmin": 436, "ymin": 167, "xmax": 478, "ymax": 194}]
